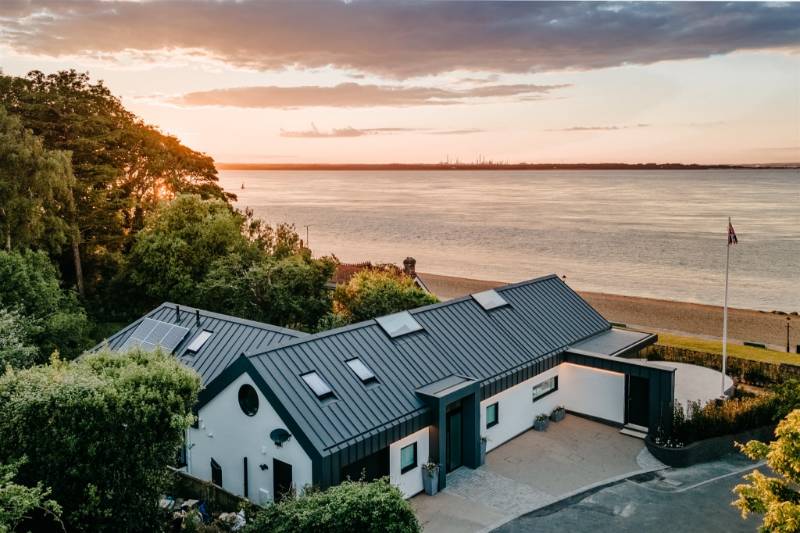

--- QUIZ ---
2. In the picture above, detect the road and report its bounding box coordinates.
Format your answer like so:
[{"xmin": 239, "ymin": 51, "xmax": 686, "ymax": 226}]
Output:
[{"xmin": 493, "ymin": 455, "xmax": 764, "ymax": 532}]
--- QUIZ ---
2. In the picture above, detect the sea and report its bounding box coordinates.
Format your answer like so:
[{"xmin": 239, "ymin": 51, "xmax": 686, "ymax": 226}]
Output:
[{"xmin": 218, "ymin": 169, "xmax": 800, "ymax": 313}]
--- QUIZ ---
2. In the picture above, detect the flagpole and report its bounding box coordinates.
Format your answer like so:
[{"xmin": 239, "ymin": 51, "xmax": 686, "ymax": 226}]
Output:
[{"xmin": 722, "ymin": 217, "xmax": 731, "ymax": 397}]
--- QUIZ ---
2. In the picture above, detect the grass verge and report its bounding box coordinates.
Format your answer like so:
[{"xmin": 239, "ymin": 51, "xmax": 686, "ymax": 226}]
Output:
[{"xmin": 656, "ymin": 332, "xmax": 795, "ymax": 365}]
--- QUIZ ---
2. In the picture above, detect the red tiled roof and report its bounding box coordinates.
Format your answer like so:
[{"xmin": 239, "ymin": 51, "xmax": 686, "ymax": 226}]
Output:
[{"xmin": 330, "ymin": 262, "xmax": 404, "ymax": 285}]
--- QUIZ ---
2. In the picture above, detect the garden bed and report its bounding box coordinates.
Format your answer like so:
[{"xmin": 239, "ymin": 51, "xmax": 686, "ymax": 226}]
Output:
[{"xmin": 645, "ymin": 425, "xmax": 776, "ymax": 468}]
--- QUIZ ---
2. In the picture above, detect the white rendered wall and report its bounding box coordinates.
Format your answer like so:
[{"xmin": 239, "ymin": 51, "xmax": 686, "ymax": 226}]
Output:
[
  {"xmin": 559, "ymin": 363, "xmax": 625, "ymax": 424},
  {"xmin": 389, "ymin": 427, "xmax": 430, "ymax": 498},
  {"xmin": 188, "ymin": 373, "xmax": 313, "ymax": 504},
  {"xmin": 480, "ymin": 367, "xmax": 562, "ymax": 452}
]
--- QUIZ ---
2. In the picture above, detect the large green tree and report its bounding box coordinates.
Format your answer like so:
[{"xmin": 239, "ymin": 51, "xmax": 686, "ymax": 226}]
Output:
[
  {"xmin": 0, "ymin": 250, "xmax": 91, "ymax": 361},
  {"xmin": 0, "ymin": 460, "xmax": 62, "ymax": 533},
  {"xmin": 0, "ymin": 105, "xmax": 74, "ymax": 253},
  {"xmin": 0, "ymin": 349, "xmax": 200, "ymax": 532},
  {"xmin": 0, "ymin": 70, "xmax": 232, "ymax": 299},
  {"xmin": 330, "ymin": 269, "xmax": 438, "ymax": 325},
  {"xmin": 0, "ymin": 309, "xmax": 37, "ymax": 370},
  {"xmin": 734, "ymin": 409, "xmax": 800, "ymax": 532}
]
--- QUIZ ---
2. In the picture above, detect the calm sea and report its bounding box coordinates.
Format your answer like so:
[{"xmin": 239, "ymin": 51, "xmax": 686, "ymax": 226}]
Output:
[{"xmin": 218, "ymin": 169, "xmax": 800, "ymax": 312}]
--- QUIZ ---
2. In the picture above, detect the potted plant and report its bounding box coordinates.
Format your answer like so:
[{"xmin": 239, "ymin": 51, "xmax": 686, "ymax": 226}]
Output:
[
  {"xmin": 533, "ymin": 413, "xmax": 549, "ymax": 431},
  {"xmin": 480, "ymin": 436, "xmax": 488, "ymax": 465},
  {"xmin": 550, "ymin": 405, "xmax": 566, "ymax": 422},
  {"xmin": 421, "ymin": 462, "xmax": 440, "ymax": 496}
]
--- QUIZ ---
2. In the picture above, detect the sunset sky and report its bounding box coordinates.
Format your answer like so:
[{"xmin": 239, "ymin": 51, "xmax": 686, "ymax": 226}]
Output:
[{"xmin": 1, "ymin": 1, "xmax": 798, "ymax": 164}]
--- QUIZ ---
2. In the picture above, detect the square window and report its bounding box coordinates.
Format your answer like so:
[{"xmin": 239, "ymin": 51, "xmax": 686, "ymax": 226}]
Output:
[
  {"xmin": 486, "ymin": 402, "xmax": 499, "ymax": 428},
  {"xmin": 400, "ymin": 443, "xmax": 417, "ymax": 474}
]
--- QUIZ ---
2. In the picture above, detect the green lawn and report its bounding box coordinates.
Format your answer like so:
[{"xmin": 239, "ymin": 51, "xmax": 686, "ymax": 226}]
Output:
[{"xmin": 656, "ymin": 332, "xmax": 795, "ymax": 365}]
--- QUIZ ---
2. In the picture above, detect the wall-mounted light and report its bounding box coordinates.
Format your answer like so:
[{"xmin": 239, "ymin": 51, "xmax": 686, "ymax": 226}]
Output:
[
  {"xmin": 269, "ymin": 428, "xmax": 291, "ymax": 447},
  {"xmin": 259, "ymin": 463, "xmax": 269, "ymax": 471}
]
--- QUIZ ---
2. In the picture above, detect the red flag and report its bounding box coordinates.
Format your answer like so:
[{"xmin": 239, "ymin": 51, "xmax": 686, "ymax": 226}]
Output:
[{"xmin": 728, "ymin": 221, "xmax": 738, "ymax": 245}]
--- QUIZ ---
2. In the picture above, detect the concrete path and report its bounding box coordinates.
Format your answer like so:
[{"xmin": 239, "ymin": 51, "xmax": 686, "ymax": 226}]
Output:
[
  {"xmin": 411, "ymin": 416, "xmax": 661, "ymax": 532},
  {"xmin": 493, "ymin": 454, "xmax": 764, "ymax": 532}
]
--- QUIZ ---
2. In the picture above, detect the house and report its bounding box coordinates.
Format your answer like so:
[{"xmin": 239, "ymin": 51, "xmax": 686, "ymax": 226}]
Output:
[
  {"xmin": 178, "ymin": 275, "xmax": 675, "ymax": 503},
  {"xmin": 328, "ymin": 256, "xmax": 431, "ymax": 293}
]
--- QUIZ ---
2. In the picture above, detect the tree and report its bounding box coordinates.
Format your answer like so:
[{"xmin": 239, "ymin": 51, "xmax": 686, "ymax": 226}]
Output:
[
  {"xmin": 0, "ymin": 250, "xmax": 91, "ymax": 361},
  {"xmin": 734, "ymin": 409, "xmax": 800, "ymax": 532},
  {"xmin": 0, "ymin": 70, "xmax": 232, "ymax": 298},
  {"xmin": 243, "ymin": 478, "xmax": 420, "ymax": 533},
  {"xmin": 331, "ymin": 269, "xmax": 438, "ymax": 325},
  {"xmin": 0, "ymin": 310, "xmax": 37, "ymax": 370},
  {"xmin": 0, "ymin": 460, "xmax": 62, "ymax": 533},
  {"xmin": 0, "ymin": 349, "xmax": 200, "ymax": 532},
  {"xmin": 0, "ymin": 105, "xmax": 74, "ymax": 253}
]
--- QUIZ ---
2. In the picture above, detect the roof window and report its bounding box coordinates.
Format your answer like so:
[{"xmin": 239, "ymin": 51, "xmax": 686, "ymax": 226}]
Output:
[
  {"xmin": 346, "ymin": 358, "xmax": 377, "ymax": 384},
  {"xmin": 301, "ymin": 372, "xmax": 335, "ymax": 400},
  {"xmin": 472, "ymin": 289, "xmax": 509, "ymax": 311},
  {"xmin": 186, "ymin": 330, "xmax": 212, "ymax": 353},
  {"xmin": 376, "ymin": 311, "xmax": 423, "ymax": 338}
]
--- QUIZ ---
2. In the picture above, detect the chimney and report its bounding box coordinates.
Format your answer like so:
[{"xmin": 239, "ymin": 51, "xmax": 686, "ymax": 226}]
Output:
[
  {"xmin": 176, "ymin": 305, "xmax": 181, "ymax": 321},
  {"xmin": 195, "ymin": 309, "xmax": 201, "ymax": 328},
  {"xmin": 403, "ymin": 257, "xmax": 417, "ymax": 277}
]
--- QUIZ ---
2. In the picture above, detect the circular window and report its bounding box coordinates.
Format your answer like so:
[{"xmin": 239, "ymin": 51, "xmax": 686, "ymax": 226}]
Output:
[{"xmin": 238, "ymin": 384, "xmax": 259, "ymax": 416}]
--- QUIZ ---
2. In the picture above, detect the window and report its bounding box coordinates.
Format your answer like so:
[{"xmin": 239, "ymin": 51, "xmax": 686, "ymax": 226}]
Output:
[
  {"xmin": 301, "ymin": 372, "xmax": 335, "ymax": 400},
  {"xmin": 486, "ymin": 402, "xmax": 499, "ymax": 428},
  {"xmin": 472, "ymin": 289, "xmax": 509, "ymax": 311},
  {"xmin": 186, "ymin": 330, "xmax": 212, "ymax": 352},
  {"xmin": 400, "ymin": 443, "xmax": 417, "ymax": 474},
  {"xmin": 376, "ymin": 311, "xmax": 423, "ymax": 338},
  {"xmin": 346, "ymin": 358, "xmax": 377, "ymax": 384},
  {"xmin": 532, "ymin": 376, "xmax": 558, "ymax": 402},
  {"xmin": 238, "ymin": 384, "xmax": 259, "ymax": 416},
  {"xmin": 211, "ymin": 458, "xmax": 222, "ymax": 487}
]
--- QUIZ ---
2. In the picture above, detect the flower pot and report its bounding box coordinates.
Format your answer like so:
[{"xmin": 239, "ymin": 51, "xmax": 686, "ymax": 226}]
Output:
[
  {"xmin": 480, "ymin": 440, "xmax": 487, "ymax": 465},
  {"xmin": 550, "ymin": 408, "xmax": 566, "ymax": 422},
  {"xmin": 422, "ymin": 466, "xmax": 439, "ymax": 496},
  {"xmin": 533, "ymin": 418, "xmax": 549, "ymax": 431}
]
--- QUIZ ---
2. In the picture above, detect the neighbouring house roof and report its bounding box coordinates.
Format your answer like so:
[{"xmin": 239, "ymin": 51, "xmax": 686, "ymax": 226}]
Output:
[
  {"xmin": 94, "ymin": 303, "xmax": 305, "ymax": 385},
  {"xmin": 327, "ymin": 261, "xmax": 430, "ymax": 292},
  {"xmin": 228, "ymin": 274, "xmax": 610, "ymax": 457}
]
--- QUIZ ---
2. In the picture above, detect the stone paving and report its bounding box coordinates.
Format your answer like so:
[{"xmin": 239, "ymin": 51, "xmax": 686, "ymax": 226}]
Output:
[{"xmin": 411, "ymin": 416, "xmax": 664, "ymax": 533}]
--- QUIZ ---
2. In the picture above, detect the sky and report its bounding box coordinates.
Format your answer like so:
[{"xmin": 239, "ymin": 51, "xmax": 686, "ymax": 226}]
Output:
[{"xmin": 0, "ymin": 1, "xmax": 798, "ymax": 164}]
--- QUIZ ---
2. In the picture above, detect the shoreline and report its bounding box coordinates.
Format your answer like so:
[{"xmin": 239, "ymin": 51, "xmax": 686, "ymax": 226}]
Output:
[
  {"xmin": 418, "ymin": 272, "xmax": 798, "ymax": 350},
  {"xmin": 217, "ymin": 163, "xmax": 796, "ymax": 171}
]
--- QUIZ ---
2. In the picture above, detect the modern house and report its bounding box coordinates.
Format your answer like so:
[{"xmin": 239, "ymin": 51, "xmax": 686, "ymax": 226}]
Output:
[{"xmin": 98, "ymin": 274, "xmax": 675, "ymax": 504}]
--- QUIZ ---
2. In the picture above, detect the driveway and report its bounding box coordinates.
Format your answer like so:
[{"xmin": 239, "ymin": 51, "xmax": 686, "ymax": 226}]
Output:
[
  {"xmin": 494, "ymin": 454, "xmax": 763, "ymax": 532},
  {"xmin": 411, "ymin": 415, "xmax": 660, "ymax": 532}
]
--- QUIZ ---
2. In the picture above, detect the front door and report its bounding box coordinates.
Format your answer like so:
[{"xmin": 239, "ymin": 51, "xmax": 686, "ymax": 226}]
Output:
[
  {"xmin": 626, "ymin": 375, "xmax": 650, "ymax": 427},
  {"xmin": 446, "ymin": 406, "xmax": 463, "ymax": 472},
  {"xmin": 273, "ymin": 459, "xmax": 293, "ymax": 503}
]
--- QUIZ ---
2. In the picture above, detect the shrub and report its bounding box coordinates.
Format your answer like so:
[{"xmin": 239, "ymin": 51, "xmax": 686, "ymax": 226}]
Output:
[
  {"xmin": 670, "ymin": 380, "xmax": 800, "ymax": 445},
  {"xmin": 0, "ymin": 349, "xmax": 200, "ymax": 532},
  {"xmin": 0, "ymin": 459, "xmax": 62, "ymax": 533},
  {"xmin": 243, "ymin": 478, "xmax": 420, "ymax": 533},
  {"xmin": 332, "ymin": 269, "xmax": 438, "ymax": 324}
]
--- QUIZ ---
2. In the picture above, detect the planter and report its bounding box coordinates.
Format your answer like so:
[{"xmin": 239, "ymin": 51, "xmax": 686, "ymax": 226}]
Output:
[
  {"xmin": 422, "ymin": 466, "xmax": 439, "ymax": 496},
  {"xmin": 550, "ymin": 407, "xmax": 566, "ymax": 422},
  {"xmin": 533, "ymin": 418, "xmax": 549, "ymax": 431},
  {"xmin": 645, "ymin": 425, "xmax": 776, "ymax": 468},
  {"xmin": 480, "ymin": 439, "xmax": 487, "ymax": 465}
]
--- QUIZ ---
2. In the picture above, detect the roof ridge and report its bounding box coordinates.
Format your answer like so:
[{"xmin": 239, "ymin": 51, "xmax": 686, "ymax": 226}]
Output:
[
  {"xmin": 246, "ymin": 273, "xmax": 561, "ymax": 359},
  {"xmin": 155, "ymin": 302, "xmax": 306, "ymax": 337}
]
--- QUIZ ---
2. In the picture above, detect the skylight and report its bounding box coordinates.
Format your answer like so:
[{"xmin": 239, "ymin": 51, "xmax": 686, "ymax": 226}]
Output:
[
  {"xmin": 346, "ymin": 358, "xmax": 376, "ymax": 383},
  {"xmin": 301, "ymin": 372, "xmax": 334, "ymax": 399},
  {"xmin": 186, "ymin": 330, "xmax": 212, "ymax": 353},
  {"xmin": 376, "ymin": 311, "xmax": 423, "ymax": 338},
  {"xmin": 472, "ymin": 289, "xmax": 509, "ymax": 311}
]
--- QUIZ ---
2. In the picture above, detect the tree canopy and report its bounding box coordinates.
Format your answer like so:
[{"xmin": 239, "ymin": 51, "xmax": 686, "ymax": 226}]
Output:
[
  {"xmin": 0, "ymin": 460, "xmax": 62, "ymax": 533},
  {"xmin": 0, "ymin": 349, "xmax": 200, "ymax": 532},
  {"xmin": 734, "ymin": 409, "xmax": 800, "ymax": 532},
  {"xmin": 330, "ymin": 269, "xmax": 438, "ymax": 325}
]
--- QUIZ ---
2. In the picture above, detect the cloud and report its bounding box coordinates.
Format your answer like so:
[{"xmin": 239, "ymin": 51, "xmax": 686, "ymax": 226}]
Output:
[
  {"xmin": 172, "ymin": 82, "xmax": 567, "ymax": 108},
  {"xmin": 1, "ymin": 2, "xmax": 797, "ymax": 77},
  {"xmin": 550, "ymin": 124, "xmax": 651, "ymax": 132},
  {"xmin": 280, "ymin": 124, "xmax": 420, "ymax": 138}
]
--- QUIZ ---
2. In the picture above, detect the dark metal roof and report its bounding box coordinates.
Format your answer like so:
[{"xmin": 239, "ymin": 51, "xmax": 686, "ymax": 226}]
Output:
[
  {"xmin": 95, "ymin": 303, "xmax": 305, "ymax": 385},
  {"xmin": 570, "ymin": 328, "xmax": 656, "ymax": 357},
  {"xmin": 242, "ymin": 274, "xmax": 610, "ymax": 456}
]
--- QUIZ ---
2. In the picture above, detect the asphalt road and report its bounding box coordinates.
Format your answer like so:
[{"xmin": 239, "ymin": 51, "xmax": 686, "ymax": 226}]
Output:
[{"xmin": 494, "ymin": 456, "xmax": 765, "ymax": 533}]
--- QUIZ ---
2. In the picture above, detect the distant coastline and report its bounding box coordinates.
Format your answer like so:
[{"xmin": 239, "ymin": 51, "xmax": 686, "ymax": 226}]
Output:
[{"xmin": 217, "ymin": 162, "xmax": 799, "ymax": 171}]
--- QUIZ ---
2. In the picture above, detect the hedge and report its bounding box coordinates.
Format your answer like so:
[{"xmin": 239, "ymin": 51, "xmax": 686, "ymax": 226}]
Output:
[{"xmin": 640, "ymin": 344, "xmax": 799, "ymax": 386}]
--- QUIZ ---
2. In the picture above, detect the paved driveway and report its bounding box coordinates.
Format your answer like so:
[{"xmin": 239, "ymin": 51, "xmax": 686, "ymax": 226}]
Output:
[{"xmin": 411, "ymin": 416, "xmax": 660, "ymax": 532}]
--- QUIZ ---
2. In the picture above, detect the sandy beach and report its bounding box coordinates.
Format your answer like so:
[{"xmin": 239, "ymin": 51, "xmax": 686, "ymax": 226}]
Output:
[{"xmin": 419, "ymin": 272, "xmax": 799, "ymax": 351}]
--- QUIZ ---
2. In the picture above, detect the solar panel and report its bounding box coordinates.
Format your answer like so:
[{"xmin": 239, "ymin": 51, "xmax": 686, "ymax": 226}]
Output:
[
  {"xmin": 376, "ymin": 311, "xmax": 423, "ymax": 338},
  {"xmin": 472, "ymin": 289, "xmax": 509, "ymax": 311},
  {"xmin": 119, "ymin": 318, "xmax": 190, "ymax": 354}
]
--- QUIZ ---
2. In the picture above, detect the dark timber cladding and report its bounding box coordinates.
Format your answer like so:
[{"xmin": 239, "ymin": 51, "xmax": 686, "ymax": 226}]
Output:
[
  {"xmin": 236, "ymin": 274, "xmax": 618, "ymax": 488},
  {"xmin": 94, "ymin": 303, "xmax": 306, "ymax": 385}
]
